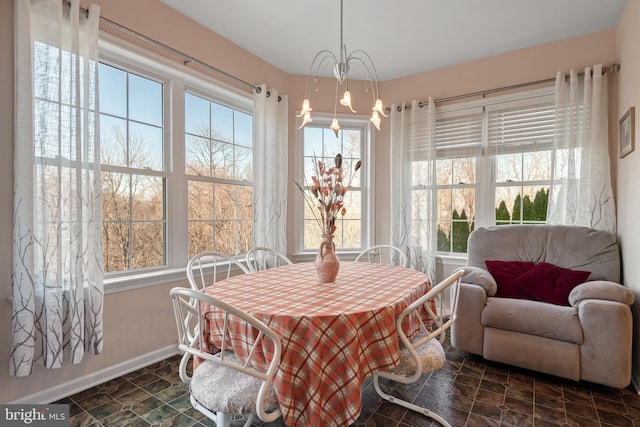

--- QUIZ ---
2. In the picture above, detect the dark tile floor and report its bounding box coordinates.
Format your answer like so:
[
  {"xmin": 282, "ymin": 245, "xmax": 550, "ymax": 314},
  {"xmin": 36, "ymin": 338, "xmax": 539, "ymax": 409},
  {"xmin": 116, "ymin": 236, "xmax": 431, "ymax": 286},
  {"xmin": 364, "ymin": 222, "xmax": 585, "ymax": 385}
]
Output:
[{"xmin": 58, "ymin": 335, "xmax": 640, "ymax": 427}]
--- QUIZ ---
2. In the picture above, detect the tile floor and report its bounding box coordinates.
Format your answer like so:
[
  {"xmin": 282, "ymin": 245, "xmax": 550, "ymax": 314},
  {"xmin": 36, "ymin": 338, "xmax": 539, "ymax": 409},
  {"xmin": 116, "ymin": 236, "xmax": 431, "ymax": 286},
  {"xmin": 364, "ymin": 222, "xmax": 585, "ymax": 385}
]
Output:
[{"xmin": 58, "ymin": 336, "xmax": 640, "ymax": 427}]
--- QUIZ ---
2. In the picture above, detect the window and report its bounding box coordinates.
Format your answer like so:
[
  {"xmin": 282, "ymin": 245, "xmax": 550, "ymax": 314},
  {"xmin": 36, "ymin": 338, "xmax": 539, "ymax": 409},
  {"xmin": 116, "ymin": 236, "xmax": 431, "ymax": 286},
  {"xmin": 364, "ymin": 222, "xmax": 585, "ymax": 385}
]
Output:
[
  {"xmin": 488, "ymin": 98, "xmax": 554, "ymax": 227},
  {"xmin": 99, "ymin": 63, "xmax": 167, "ymax": 272},
  {"xmin": 185, "ymin": 92, "xmax": 253, "ymax": 258},
  {"xmin": 434, "ymin": 106, "xmax": 482, "ymax": 253},
  {"xmin": 427, "ymin": 89, "xmax": 554, "ymax": 254},
  {"xmin": 298, "ymin": 116, "xmax": 370, "ymax": 252},
  {"xmin": 99, "ymin": 36, "xmax": 254, "ymax": 281}
]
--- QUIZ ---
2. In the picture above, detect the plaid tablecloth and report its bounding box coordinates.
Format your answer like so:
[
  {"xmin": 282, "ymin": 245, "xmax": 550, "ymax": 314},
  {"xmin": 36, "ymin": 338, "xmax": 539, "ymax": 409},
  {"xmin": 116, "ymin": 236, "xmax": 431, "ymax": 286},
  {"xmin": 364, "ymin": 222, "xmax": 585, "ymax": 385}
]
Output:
[{"xmin": 202, "ymin": 261, "xmax": 430, "ymax": 427}]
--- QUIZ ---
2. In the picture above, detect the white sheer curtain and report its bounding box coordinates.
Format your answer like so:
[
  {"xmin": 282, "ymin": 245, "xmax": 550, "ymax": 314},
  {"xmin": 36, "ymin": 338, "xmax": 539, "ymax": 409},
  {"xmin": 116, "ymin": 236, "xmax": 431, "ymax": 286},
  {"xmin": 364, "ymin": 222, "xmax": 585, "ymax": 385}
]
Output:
[
  {"xmin": 548, "ymin": 64, "xmax": 616, "ymax": 234},
  {"xmin": 390, "ymin": 99, "xmax": 437, "ymax": 283},
  {"xmin": 252, "ymin": 85, "xmax": 288, "ymax": 253},
  {"xmin": 12, "ymin": 0, "xmax": 103, "ymax": 377}
]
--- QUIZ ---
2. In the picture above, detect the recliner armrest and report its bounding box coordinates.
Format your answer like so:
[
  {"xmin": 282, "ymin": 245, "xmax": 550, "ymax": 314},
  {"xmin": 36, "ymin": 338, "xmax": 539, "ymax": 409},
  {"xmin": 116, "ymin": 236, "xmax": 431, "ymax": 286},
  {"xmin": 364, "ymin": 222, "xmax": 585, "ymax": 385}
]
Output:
[
  {"xmin": 569, "ymin": 281, "xmax": 634, "ymax": 306},
  {"xmin": 461, "ymin": 266, "xmax": 497, "ymax": 296}
]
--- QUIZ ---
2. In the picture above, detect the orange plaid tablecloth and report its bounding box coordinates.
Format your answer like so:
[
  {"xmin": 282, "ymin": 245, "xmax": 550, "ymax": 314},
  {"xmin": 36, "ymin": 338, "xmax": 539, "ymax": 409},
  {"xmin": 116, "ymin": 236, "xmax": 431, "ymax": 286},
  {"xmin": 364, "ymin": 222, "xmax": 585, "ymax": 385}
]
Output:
[{"xmin": 202, "ymin": 261, "xmax": 431, "ymax": 427}]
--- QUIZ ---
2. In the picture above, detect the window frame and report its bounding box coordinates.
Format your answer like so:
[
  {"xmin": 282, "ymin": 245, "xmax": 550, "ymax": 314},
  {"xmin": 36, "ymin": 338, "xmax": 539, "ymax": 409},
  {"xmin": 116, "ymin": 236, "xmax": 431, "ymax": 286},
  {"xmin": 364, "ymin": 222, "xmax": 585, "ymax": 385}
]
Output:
[
  {"xmin": 293, "ymin": 113, "xmax": 374, "ymax": 259},
  {"xmin": 98, "ymin": 32, "xmax": 253, "ymax": 293},
  {"xmin": 184, "ymin": 90, "xmax": 255, "ymax": 258},
  {"xmin": 98, "ymin": 61, "xmax": 169, "ymax": 274},
  {"xmin": 430, "ymin": 86, "xmax": 555, "ymax": 257}
]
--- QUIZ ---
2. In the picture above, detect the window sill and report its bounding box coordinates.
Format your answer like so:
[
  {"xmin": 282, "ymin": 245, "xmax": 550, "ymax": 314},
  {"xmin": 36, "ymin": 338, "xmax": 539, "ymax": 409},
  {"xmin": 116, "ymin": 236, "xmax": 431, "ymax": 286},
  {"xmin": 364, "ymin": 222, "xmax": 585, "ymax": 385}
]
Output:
[
  {"xmin": 104, "ymin": 267, "xmax": 188, "ymax": 294},
  {"xmin": 437, "ymin": 254, "xmax": 468, "ymax": 266},
  {"xmin": 104, "ymin": 258, "xmax": 253, "ymax": 294},
  {"xmin": 291, "ymin": 251, "xmax": 362, "ymax": 263}
]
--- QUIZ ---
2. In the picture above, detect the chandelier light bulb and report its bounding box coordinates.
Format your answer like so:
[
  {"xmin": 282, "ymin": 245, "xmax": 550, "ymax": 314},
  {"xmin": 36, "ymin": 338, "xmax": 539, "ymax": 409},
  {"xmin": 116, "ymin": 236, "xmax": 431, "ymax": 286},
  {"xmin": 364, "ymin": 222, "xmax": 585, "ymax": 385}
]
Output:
[
  {"xmin": 339, "ymin": 90, "xmax": 357, "ymax": 113},
  {"xmin": 373, "ymin": 98, "xmax": 388, "ymax": 117},
  {"xmin": 297, "ymin": 98, "xmax": 312, "ymax": 117},
  {"xmin": 298, "ymin": 111, "xmax": 313, "ymax": 129},
  {"xmin": 330, "ymin": 118, "xmax": 341, "ymax": 137},
  {"xmin": 370, "ymin": 110, "xmax": 381, "ymax": 131}
]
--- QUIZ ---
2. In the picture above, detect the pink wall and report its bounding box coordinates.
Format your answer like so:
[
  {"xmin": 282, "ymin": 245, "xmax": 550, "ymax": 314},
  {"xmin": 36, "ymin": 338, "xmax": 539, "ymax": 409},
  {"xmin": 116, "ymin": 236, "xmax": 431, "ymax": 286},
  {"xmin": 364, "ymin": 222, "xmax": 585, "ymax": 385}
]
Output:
[
  {"xmin": 0, "ymin": 0, "xmax": 18, "ymax": 403},
  {"xmin": 83, "ymin": 0, "xmax": 290, "ymax": 93},
  {"xmin": 380, "ymin": 29, "xmax": 617, "ymax": 105},
  {"xmin": 616, "ymin": 0, "xmax": 640, "ymax": 390}
]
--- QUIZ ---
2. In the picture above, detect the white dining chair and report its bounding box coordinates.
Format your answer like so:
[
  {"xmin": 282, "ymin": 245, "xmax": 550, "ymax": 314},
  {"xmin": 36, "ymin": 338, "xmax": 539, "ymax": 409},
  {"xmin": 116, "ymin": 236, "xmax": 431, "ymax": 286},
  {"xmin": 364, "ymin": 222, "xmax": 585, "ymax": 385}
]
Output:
[
  {"xmin": 246, "ymin": 246, "xmax": 293, "ymax": 272},
  {"xmin": 373, "ymin": 269, "xmax": 464, "ymax": 427},
  {"xmin": 186, "ymin": 252, "xmax": 250, "ymax": 291},
  {"xmin": 170, "ymin": 287, "xmax": 283, "ymax": 427},
  {"xmin": 355, "ymin": 244, "xmax": 408, "ymax": 267}
]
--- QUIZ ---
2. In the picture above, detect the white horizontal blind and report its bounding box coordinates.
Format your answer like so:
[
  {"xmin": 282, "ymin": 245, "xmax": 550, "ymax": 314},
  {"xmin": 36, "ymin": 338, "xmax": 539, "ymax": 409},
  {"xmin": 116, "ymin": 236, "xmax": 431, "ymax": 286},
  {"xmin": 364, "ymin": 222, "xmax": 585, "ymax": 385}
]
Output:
[
  {"xmin": 403, "ymin": 105, "xmax": 432, "ymax": 160},
  {"xmin": 487, "ymin": 94, "xmax": 555, "ymax": 155},
  {"xmin": 435, "ymin": 106, "xmax": 483, "ymax": 158}
]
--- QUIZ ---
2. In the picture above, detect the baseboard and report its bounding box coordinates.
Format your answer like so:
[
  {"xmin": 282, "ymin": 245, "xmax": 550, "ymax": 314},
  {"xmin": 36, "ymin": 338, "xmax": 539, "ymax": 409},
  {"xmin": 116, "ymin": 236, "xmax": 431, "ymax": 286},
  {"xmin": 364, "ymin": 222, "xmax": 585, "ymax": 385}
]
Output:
[{"xmin": 9, "ymin": 345, "xmax": 179, "ymax": 404}]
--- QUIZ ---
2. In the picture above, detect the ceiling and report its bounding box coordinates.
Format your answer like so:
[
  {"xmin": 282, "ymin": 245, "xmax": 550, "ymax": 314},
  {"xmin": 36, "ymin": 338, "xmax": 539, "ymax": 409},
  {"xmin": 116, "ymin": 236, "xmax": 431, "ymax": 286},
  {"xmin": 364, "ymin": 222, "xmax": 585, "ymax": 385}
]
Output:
[{"xmin": 159, "ymin": 0, "xmax": 627, "ymax": 81}]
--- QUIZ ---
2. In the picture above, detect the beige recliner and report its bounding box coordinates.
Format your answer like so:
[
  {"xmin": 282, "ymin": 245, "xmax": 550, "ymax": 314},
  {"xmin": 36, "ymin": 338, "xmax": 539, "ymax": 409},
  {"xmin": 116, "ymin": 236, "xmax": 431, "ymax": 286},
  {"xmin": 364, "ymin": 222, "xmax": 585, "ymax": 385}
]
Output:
[{"xmin": 451, "ymin": 224, "xmax": 634, "ymax": 389}]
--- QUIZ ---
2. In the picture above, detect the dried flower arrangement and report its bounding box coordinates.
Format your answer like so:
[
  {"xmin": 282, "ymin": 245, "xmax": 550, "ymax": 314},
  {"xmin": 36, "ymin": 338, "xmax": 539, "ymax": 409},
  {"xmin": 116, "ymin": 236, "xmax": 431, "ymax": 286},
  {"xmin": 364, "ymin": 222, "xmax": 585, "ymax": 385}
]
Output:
[{"xmin": 294, "ymin": 153, "xmax": 362, "ymax": 236}]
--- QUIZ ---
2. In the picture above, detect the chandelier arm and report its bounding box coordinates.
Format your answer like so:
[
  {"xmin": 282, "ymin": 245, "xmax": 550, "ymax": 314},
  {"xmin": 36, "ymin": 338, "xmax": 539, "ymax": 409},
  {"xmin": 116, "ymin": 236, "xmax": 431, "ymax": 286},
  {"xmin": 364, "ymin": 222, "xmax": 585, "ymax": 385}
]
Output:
[
  {"xmin": 346, "ymin": 55, "xmax": 379, "ymax": 102},
  {"xmin": 305, "ymin": 50, "xmax": 338, "ymax": 97},
  {"xmin": 348, "ymin": 50, "xmax": 381, "ymax": 100}
]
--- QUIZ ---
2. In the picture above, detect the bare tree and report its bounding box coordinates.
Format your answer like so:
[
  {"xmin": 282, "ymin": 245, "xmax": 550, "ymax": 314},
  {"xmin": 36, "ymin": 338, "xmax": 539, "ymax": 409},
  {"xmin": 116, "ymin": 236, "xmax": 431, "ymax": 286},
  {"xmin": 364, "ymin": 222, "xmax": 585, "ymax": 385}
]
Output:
[
  {"xmin": 186, "ymin": 126, "xmax": 253, "ymax": 257},
  {"xmin": 102, "ymin": 125, "xmax": 163, "ymax": 272}
]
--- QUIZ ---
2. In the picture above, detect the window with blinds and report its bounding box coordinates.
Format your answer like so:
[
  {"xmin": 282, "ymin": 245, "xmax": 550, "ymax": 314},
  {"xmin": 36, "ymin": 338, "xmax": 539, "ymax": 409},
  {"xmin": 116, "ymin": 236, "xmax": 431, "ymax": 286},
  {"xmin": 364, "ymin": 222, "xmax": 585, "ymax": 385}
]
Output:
[
  {"xmin": 488, "ymin": 94, "xmax": 554, "ymax": 227},
  {"xmin": 487, "ymin": 95, "xmax": 555, "ymax": 155},
  {"xmin": 434, "ymin": 106, "xmax": 482, "ymax": 253},
  {"xmin": 425, "ymin": 89, "xmax": 555, "ymax": 254},
  {"xmin": 436, "ymin": 106, "xmax": 483, "ymax": 159}
]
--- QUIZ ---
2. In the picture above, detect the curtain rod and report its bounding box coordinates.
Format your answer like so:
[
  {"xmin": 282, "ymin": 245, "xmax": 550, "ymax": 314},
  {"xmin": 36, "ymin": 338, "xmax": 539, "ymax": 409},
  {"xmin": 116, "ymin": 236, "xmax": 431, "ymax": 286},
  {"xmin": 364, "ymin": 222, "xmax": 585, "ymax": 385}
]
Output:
[
  {"xmin": 390, "ymin": 63, "xmax": 620, "ymax": 113},
  {"xmin": 66, "ymin": 1, "xmax": 262, "ymax": 94}
]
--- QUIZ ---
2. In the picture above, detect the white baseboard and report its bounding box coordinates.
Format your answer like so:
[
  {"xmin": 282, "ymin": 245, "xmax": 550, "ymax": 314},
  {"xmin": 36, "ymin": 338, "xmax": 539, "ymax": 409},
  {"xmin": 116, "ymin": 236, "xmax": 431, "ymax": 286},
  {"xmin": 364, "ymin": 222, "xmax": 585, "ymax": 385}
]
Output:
[{"xmin": 9, "ymin": 345, "xmax": 179, "ymax": 404}]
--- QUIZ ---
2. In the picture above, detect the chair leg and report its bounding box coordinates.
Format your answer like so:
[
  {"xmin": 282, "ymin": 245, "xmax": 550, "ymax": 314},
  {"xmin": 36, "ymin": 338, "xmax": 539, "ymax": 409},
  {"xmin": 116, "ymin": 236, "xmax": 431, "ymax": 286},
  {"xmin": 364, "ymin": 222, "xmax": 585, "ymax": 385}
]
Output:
[
  {"xmin": 373, "ymin": 375, "xmax": 452, "ymax": 427},
  {"xmin": 216, "ymin": 412, "xmax": 232, "ymax": 427},
  {"xmin": 242, "ymin": 413, "xmax": 255, "ymax": 427}
]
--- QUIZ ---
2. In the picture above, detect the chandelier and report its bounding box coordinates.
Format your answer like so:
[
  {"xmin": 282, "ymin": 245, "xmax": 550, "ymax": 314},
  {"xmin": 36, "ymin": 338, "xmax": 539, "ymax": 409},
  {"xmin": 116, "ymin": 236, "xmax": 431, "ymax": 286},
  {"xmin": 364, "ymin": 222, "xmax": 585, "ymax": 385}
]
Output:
[{"xmin": 297, "ymin": 0, "xmax": 387, "ymax": 136}]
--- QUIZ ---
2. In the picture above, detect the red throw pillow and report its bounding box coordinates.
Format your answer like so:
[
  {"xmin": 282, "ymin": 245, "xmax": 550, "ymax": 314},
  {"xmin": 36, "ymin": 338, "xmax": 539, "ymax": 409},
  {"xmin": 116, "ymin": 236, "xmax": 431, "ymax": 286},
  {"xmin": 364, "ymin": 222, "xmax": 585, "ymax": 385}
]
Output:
[
  {"xmin": 485, "ymin": 260, "xmax": 535, "ymax": 299},
  {"xmin": 513, "ymin": 262, "xmax": 591, "ymax": 306}
]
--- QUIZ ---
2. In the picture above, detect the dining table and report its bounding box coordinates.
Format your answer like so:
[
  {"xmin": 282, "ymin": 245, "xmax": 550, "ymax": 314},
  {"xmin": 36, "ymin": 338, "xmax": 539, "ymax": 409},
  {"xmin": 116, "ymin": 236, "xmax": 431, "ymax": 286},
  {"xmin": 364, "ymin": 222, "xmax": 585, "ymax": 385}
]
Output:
[{"xmin": 201, "ymin": 261, "xmax": 432, "ymax": 427}]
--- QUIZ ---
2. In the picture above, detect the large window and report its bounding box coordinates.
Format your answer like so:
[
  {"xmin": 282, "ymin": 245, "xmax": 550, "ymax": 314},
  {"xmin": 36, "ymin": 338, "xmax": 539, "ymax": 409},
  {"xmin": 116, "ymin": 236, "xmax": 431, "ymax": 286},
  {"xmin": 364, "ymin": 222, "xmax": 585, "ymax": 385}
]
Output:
[
  {"xmin": 99, "ymin": 63, "xmax": 167, "ymax": 272},
  {"xmin": 185, "ymin": 92, "xmax": 253, "ymax": 258},
  {"xmin": 298, "ymin": 117, "xmax": 370, "ymax": 252},
  {"xmin": 434, "ymin": 106, "xmax": 482, "ymax": 253},
  {"xmin": 99, "ymin": 36, "xmax": 253, "ymax": 280},
  {"xmin": 429, "ymin": 89, "xmax": 554, "ymax": 254},
  {"xmin": 488, "ymin": 99, "xmax": 554, "ymax": 227}
]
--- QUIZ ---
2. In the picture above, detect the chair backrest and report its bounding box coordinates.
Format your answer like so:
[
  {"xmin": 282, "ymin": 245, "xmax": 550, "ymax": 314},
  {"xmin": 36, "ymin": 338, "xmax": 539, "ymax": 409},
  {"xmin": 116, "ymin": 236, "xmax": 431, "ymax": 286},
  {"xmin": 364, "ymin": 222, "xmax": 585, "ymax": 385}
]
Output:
[
  {"xmin": 394, "ymin": 269, "xmax": 464, "ymax": 382},
  {"xmin": 354, "ymin": 244, "xmax": 408, "ymax": 267},
  {"xmin": 186, "ymin": 252, "xmax": 250, "ymax": 291},
  {"xmin": 467, "ymin": 225, "xmax": 620, "ymax": 282},
  {"xmin": 246, "ymin": 246, "xmax": 293, "ymax": 272},
  {"xmin": 170, "ymin": 287, "xmax": 282, "ymax": 423}
]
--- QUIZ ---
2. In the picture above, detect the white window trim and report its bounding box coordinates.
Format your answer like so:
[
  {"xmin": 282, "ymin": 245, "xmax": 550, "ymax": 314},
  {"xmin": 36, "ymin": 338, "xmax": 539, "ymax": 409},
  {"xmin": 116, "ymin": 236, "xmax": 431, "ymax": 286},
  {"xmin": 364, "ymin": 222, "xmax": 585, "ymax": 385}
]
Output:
[
  {"xmin": 99, "ymin": 32, "xmax": 253, "ymax": 293},
  {"xmin": 432, "ymin": 86, "xmax": 555, "ymax": 255},
  {"xmin": 293, "ymin": 112, "xmax": 375, "ymax": 260}
]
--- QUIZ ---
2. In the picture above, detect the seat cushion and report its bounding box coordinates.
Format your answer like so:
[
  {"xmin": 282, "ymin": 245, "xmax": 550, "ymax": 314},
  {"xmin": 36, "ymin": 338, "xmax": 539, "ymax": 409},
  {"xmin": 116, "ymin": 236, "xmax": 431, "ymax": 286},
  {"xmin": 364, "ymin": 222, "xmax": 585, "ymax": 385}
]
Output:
[
  {"xmin": 481, "ymin": 297, "xmax": 583, "ymax": 344},
  {"xmin": 391, "ymin": 338, "xmax": 446, "ymax": 376},
  {"xmin": 190, "ymin": 352, "xmax": 279, "ymax": 415}
]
